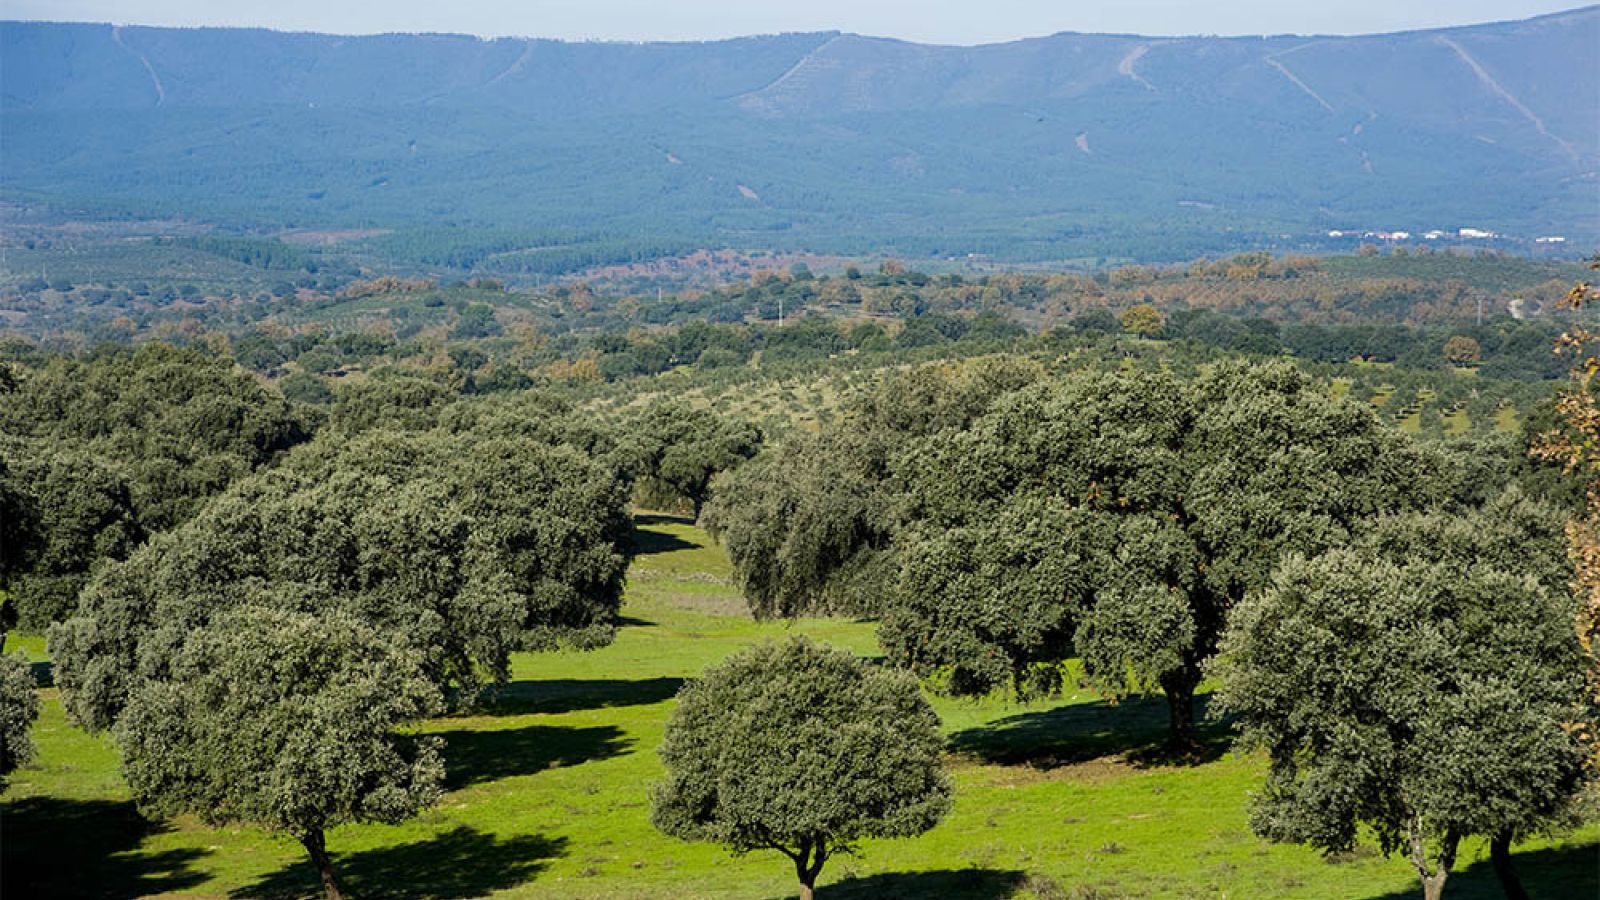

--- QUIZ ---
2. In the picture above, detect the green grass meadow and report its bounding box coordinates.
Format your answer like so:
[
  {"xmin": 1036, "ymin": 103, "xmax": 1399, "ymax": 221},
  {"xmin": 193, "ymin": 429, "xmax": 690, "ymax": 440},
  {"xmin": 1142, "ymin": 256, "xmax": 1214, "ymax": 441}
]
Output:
[{"xmin": 3, "ymin": 517, "xmax": 1595, "ymax": 899}]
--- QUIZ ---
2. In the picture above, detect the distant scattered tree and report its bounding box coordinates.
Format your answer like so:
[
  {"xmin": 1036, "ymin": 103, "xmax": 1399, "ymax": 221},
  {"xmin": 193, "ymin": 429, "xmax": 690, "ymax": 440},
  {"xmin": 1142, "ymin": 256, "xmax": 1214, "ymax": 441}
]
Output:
[
  {"xmin": 450, "ymin": 303, "xmax": 502, "ymax": 340},
  {"xmin": 651, "ymin": 637, "xmax": 951, "ymax": 900},
  {"xmin": 1072, "ymin": 308, "xmax": 1119, "ymax": 334},
  {"xmin": 117, "ymin": 607, "xmax": 443, "ymax": 900},
  {"xmin": 0, "ymin": 652, "xmax": 39, "ymax": 790},
  {"xmin": 1214, "ymin": 491, "xmax": 1594, "ymax": 900},
  {"xmin": 295, "ymin": 346, "xmax": 343, "ymax": 375},
  {"xmin": 279, "ymin": 371, "xmax": 335, "ymax": 405},
  {"xmin": 1442, "ymin": 335, "xmax": 1482, "ymax": 366},
  {"xmin": 846, "ymin": 321, "xmax": 888, "ymax": 350},
  {"xmin": 626, "ymin": 403, "xmax": 761, "ymax": 519},
  {"xmin": 1119, "ymin": 303, "xmax": 1164, "ymax": 337}
]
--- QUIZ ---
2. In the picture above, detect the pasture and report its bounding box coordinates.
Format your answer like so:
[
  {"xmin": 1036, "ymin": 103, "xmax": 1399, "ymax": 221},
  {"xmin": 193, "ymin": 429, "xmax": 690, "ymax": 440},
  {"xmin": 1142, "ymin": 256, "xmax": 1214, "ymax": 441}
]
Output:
[{"xmin": 3, "ymin": 516, "xmax": 1595, "ymax": 899}]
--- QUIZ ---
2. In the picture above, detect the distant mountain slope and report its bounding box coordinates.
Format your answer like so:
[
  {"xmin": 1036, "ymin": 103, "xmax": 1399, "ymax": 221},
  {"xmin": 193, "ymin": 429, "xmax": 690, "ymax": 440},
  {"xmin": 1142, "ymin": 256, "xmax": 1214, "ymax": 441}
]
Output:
[{"xmin": 2, "ymin": 10, "xmax": 1596, "ymax": 266}]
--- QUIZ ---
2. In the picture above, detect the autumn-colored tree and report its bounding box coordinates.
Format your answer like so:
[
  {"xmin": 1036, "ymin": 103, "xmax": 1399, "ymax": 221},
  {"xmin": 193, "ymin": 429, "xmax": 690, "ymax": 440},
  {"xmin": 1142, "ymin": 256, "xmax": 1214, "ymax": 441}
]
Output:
[
  {"xmin": 1442, "ymin": 335, "xmax": 1482, "ymax": 366},
  {"xmin": 1119, "ymin": 303, "xmax": 1164, "ymax": 337},
  {"xmin": 1532, "ymin": 255, "xmax": 1600, "ymax": 758}
]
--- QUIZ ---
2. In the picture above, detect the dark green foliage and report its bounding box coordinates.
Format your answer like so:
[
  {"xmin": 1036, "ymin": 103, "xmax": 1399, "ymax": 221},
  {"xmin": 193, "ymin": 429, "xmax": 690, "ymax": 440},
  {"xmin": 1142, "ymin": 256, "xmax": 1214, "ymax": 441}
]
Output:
[
  {"xmin": 2, "ymin": 450, "xmax": 142, "ymax": 629},
  {"xmin": 117, "ymin": 606, "xmax": 444, "ymax": 898},
  {"xmin": 52, "ymin": 427, "xmax": 632, "ymax": 732},
  {"xmin": 0, "ymin": 344, "xmax": 308, "ymax": 627},
  {"xmin": 0, "ymin": 652, "xmax": 39, "ymax": 789},
  {"xmin": 704, "ymin": 429, "xmax": 900, "ymax": 619},
  {"xmin": 170, "ymin": 236, "xmax": 309, "ymax": 271},
  {"xmin": 450, "ymin": 304, "xmax": 503, "ymax": 340},
  {"xmin": 0, "ymin": 454, "xmax": 40, "ymax": 614},
  {"xmin": 651, "ymin": 637, "xmax": 951, "ymax": 899},
  {"xmin": 705, "ymin": 359, "xmax": 1042, "ymax": 618},
  {"xmin": 279, "ymin": 371, "xmax": 335, "ymax": 405},
  {"xmin": 624, "ymin": 402, "xmax": 761, "ymax": 518},
  {"xmin": 1214, "ymin": 490, "xmax": 1594, "ymax": 899},
  {"xmin": 880, "ymin": 362, "xmax": 1444, "ymax": 748},
  {"xmin": 0, "ymin": 344, "xmax": 308, "ymax": 531},
  {"xmin": 327, "ymin": 375, "xmax": 458, "ymax": 435}
]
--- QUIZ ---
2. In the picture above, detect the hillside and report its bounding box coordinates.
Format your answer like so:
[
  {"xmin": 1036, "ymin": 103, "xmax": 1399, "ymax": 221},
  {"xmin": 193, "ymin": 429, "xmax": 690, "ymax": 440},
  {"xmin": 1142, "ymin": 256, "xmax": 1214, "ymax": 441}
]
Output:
[{"xmin": 2, "ymin": 9, "xmax": 1598, "ymax": 268}]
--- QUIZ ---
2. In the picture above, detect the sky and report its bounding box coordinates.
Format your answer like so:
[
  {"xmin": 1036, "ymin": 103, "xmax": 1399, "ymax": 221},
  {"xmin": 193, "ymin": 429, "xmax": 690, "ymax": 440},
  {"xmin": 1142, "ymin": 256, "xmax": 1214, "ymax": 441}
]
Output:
[{"xmin": 5, "ymin": 0, "xmax": 1589, "ymax": 45}]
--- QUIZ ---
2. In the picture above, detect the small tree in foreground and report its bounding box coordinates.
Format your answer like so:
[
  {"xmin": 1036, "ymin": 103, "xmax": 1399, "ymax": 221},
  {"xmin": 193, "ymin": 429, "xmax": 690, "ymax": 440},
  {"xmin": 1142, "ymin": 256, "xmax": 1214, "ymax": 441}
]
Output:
[
  {"xmin": 1214, "ymin": 493, "xmax": 1594, "ymax": 900},
  {"xmin": 651, "ymin": 637, "xmax": 951, "ymax": 900},
  {"xmin": 116, "ymin": 606, "xmax": 444, "ymax": 900}
]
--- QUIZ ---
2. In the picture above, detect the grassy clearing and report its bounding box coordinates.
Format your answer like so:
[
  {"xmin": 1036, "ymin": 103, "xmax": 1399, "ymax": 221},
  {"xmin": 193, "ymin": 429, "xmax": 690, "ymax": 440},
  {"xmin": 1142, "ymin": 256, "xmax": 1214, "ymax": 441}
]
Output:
[
  {"xmin": 3, "ymin": 518, "xmax": 1595, "ymax": 899},
  {"xmin": 1494, "ymin": 401, "xmax": 1522, "ymax": 434}
]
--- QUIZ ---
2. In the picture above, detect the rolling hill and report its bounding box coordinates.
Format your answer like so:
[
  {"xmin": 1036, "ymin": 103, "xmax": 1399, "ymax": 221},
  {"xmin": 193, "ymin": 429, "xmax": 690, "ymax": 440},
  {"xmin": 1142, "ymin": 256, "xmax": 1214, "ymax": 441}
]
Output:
[{"xmin": 2, "ymin": 8, "xmax": 1597, "ymax": 268}]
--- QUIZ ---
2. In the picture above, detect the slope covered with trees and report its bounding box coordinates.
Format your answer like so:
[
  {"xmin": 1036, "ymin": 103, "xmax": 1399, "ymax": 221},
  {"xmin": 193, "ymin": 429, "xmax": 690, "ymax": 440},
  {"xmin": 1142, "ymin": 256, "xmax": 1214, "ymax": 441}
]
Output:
[{"xmin": 3, "ymin": 10, "xmax": 1595, "ymax": 264}]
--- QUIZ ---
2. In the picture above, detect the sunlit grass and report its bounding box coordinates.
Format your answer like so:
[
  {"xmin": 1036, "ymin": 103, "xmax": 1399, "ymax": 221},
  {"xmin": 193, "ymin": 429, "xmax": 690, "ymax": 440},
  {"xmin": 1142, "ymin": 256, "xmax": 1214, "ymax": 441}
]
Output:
[{"xmin": 3, "ymin": 518, "xmax": 1594, "ymax": 898}]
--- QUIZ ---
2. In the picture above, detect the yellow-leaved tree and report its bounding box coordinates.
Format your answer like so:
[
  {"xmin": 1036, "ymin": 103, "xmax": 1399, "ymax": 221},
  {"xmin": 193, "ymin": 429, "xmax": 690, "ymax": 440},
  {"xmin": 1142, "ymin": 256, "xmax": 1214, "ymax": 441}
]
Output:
[{"xmin": 1532, "ymin": 255, "xmax": 1600, "ymax": 754}]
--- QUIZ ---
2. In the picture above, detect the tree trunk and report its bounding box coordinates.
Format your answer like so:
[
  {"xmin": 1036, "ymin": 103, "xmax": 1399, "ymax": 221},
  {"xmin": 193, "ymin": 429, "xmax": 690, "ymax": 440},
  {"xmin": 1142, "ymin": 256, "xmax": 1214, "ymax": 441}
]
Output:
[
  {"xmin": 1159, "ymin": 664, "xmax": 1201, "ymax": 755},
  {"xmin": 1490, "ymin": 830, "xmax": 1530, "ymax": 900},
  {"xmin": 793, "ymin": 841, "xmax": 826, "ymax": 900},
  {"xmin": 297, "ymin": 829, "xmax": 344, "ymax": 900},
  {"xmin": 1407, "ymin": 820, "xmax": 1457, "ymax": 900}
]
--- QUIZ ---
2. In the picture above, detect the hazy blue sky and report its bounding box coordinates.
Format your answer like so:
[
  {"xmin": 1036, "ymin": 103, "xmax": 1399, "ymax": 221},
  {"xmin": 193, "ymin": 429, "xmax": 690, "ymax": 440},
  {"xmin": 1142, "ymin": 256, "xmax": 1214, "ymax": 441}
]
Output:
[{"xmin": 7, "ymin": 1, "xmax": 1588, "ymax": 44}]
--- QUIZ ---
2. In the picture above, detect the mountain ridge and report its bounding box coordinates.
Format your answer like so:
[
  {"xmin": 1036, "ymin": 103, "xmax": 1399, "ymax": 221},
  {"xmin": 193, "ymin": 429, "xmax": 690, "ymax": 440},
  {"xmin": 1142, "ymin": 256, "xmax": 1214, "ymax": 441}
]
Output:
[
  {"xmin": 8, "ymin": 4, "xmax": 1596, "ymax": 48},
  {"xmin": 1, "ymin": 10, "xmax": 1596, "ymax": 266}
]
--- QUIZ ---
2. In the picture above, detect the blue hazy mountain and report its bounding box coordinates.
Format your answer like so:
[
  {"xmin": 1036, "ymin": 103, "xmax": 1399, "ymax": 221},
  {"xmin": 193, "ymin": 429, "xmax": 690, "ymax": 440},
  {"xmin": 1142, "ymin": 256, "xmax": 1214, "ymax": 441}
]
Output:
[{"xmin": 2, "ymin": 8, "xmax": 1596, "ymax": 263}]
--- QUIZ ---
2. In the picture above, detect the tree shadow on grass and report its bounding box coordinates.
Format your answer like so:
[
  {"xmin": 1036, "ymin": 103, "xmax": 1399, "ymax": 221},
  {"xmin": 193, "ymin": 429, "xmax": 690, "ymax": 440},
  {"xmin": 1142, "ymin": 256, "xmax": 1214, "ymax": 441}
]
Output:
[
  {"xmin": 631, "ymin": 515, "xmax": 700, "ymax": 555},
  {"xmin": 947, "ymin": 694, "xmax": 1231, "ymax": 769},
  {"xmin": 0, "ymin": 796, "xmax": 210, "ymax": 898},
  {"xmin": 820, "ymin": 868, "xmax": 1028, "ymax": 899},
  {"xmin": 1356, "ymin": 841, "xmax": 1598, "ymax": 900},
  {"xmin": 234, "ymin": 826, "xmax": 568, "ymax": 900},
  {"xmin": 485, "ymin": 676, "xmax": 685, "ymax": 716},
  {"xmin": 436, "ymin": 723, "xmax": 632, "ymax": 790}
]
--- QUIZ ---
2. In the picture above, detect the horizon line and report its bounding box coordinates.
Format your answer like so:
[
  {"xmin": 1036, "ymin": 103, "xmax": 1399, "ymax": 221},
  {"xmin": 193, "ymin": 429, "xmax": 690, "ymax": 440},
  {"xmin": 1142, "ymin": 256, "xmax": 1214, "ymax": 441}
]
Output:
[{"xmin": 2, "ymin": 5, "xmax": 1595, "ymax": 50}]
